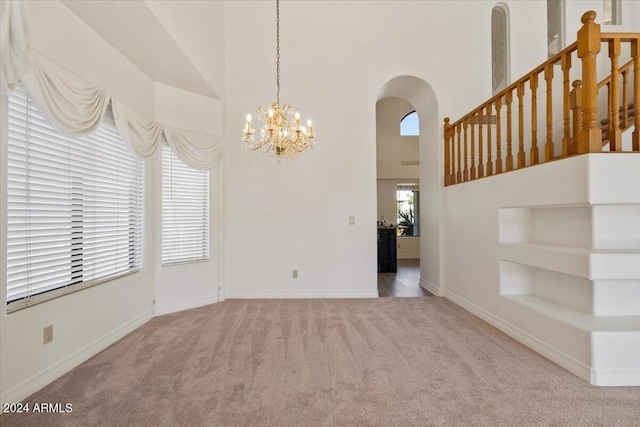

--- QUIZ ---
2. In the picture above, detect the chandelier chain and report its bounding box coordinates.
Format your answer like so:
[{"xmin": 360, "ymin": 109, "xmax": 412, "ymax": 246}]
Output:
[{"xmin": 276, "ymin": 0, "xmax": 280, "ymax": 105}]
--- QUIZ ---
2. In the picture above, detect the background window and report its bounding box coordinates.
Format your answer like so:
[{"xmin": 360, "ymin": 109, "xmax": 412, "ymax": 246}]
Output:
[
  {"xmin": 7, "ymin": 85, "xmax": 144, "ymax": 310},
  {"xmin": 162, "ymin": 146, "xmax": 209, "ymax": 266},
  {"xmin": 396, "ymin": 189, "xmax": 420, "ymax": 237},
  {"xmin": 400, "ymin": 111, "xmax": 419, "ymax": 136}
]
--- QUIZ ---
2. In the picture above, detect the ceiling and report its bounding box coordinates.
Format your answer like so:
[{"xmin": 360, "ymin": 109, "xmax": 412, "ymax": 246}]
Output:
[{"xmin": 61, "ymin": 0, "xmax": 219, "ymax": 99}]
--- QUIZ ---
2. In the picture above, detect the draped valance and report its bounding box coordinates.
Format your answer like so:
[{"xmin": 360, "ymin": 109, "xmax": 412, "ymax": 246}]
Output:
[{"xmin": 0, "ymin": 0, "xmax": 224, "ymax": 170}]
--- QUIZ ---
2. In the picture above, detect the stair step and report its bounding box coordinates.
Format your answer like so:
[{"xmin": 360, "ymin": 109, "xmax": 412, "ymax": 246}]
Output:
[{"xmin": 600, "ymin": 102, "xmax": 635, "ymax": 126}]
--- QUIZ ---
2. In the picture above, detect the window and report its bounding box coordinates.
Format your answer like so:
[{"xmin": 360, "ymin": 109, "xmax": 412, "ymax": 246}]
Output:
[
  {"xmin": 7, "ymin": 85, "xmax": 144, "ymax": 310},
  {"xmin": 547, "ymin": 0, "xmax": 564, "ymax": 58},
  {"xmin": 492, "ymin": 5, "xmax": 509, "ymax": 94},
  {"xmin": 603, "ymin": 0, "xmax": 620, "ymax": 25},
  {"xmin": 400, "ymin": 111, "xmax": 419, "ymax": 136},
  {"xmin": 161, "ymin": 146, "xmax": 209, "ymax": 266},
  {"xmin": 396, "ymin": 187, "xmax": 419, "ymax": 237}
]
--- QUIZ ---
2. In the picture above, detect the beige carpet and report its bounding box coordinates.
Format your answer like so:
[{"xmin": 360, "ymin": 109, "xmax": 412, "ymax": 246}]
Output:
[{"xmin": 2, "ymin": 298, "xmax": 639, "ymax": 426}]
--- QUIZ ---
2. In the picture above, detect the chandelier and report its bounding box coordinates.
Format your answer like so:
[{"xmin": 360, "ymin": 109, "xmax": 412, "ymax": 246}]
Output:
[{"xmin": 242, "ymin": 0, "xmax": 316, "ymax": 159}]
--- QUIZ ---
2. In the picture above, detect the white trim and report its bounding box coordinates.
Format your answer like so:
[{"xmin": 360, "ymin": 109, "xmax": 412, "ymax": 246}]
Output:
[
  {"xmin": 591, "ymin": 369, "xmax": 640, "ymax": 386},
  {"xmin": 0, "ymin": 310, "xmax": 152, "ymax": 405},
  {"xmin": 154, "ymin": 294, "xmax": 219, "ymax": 316},
  {"xmin": 225, "ymin": 291, "xmax": 380, "ymax": 299},
  {"xmin": 443, "ymin": 289, "xmax": 592, "ymax": 384},
  {"xmin": 420, "ymin": 278, "xmax": 442, "ymax": 296}
]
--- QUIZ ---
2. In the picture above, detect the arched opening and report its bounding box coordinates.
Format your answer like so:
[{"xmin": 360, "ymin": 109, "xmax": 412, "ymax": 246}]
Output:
[
  {"xmin": 491, "ymin": 4, "xmax": 510, "ymax": 94},
  {"xmin": 376, "ymin": 76, "xmax": 442, "ymax": 297}
]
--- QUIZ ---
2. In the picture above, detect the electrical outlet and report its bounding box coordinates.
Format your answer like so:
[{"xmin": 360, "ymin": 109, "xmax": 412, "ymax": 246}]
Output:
[
  {"xmin": 292, "ymin": 269, "xmax": 298, "ymax": 278},
  {"xmin": 43, "ymin": 325, "xmax": 53, "ymax": 344},
  {"xmin": 349, "ymin": 216, "xmax": 355, "ymax": 225}
]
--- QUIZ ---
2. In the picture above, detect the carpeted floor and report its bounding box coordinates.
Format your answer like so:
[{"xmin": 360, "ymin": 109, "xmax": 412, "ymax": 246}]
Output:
[{"xmin": 2, "ymin": 298, "xmax": 639, "ymax": 426}]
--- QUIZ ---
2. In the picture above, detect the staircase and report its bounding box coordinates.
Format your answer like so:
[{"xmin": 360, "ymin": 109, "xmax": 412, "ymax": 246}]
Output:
[
  {"xmin": 443, "ymin": 11, "xmax": 640, "ymax": 386},
  {"xmin": 601, "ymin": 102, "xmax": 635, "ymax": 144}
]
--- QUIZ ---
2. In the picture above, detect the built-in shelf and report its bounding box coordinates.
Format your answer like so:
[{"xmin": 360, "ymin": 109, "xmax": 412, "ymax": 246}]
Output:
[
  {"xmin": 499, "ymin": 243, "xmax": 640, "ymax": 280},
  {"xmin": 503, "ymin": 294, "xmax": 640, "ymax": 332}
]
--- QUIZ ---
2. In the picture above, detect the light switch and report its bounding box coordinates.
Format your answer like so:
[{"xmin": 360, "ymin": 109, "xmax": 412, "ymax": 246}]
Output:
[{"xmin": 349, "ymin": 216, "xmax": 355, "ymax": 225}]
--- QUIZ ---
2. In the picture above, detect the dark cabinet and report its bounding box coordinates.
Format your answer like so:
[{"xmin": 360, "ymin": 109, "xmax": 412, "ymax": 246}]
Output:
[{"xmin": 377, "ymin": 227, "xmax": 397, "ymax": 273}]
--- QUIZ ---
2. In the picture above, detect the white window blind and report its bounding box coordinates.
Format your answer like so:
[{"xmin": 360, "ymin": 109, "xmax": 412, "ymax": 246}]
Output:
[
  {"xmin": 7, "ymin": 85, "xmax": 144, "ymax": 310},
  {"xmin": 162, "ymin": 145, "xmax": 209, "ymax": 266}
]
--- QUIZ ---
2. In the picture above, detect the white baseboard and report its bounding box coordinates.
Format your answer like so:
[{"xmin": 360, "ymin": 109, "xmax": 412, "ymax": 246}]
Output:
[
  {"xmin": 1, "ymin": 310, "xmax": 152, "ymax": 405},
  {"xmin": 443, "ymin": 289, "xmax": 592, "ymax": 384},
  {"xmin": 225, "ymin": 291, "xmax": 379, "ymax": 299},
  {"xmin": 591, "ymin": 369, "xmax": 640, "ymax": 386},
  {"xmin": 420, "ymin": 278, "xmax": 442, "ymax": 296},
  {"xmin": 154, "ymin": 294, "xmax": 219, "ymax": 316}
]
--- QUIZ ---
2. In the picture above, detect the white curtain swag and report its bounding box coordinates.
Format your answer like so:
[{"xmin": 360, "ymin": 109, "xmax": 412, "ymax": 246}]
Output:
[
  {"xmin": 164, "ymin": 127, "xmax": 224, "ymax": 171},
  {"xmin": 0, "ymin": 0, "xmax": 30, "ymax": 94},
  {"xmin": 112, "ymin": 99, "xmax": 163, "ymax": 159},
  {"xmin": 22, "ymin": 52, "xmax": 111, "ymax": 136},
  {"xmin": 1, "ymin": 0, "xmax": 224, "ymax": 169}
]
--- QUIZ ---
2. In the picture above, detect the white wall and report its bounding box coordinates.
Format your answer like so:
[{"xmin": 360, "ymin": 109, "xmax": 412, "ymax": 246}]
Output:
[
  {"xmin": 376, "ymin": 97, "xmax": 419, "ymax": 179},
  {"xmin": 0, "ymin": 0, "xmax": 226, "ymax": 403},
  {"xmin": 223, "ymin": 0, "xmax": 554, "ymax": 299}
]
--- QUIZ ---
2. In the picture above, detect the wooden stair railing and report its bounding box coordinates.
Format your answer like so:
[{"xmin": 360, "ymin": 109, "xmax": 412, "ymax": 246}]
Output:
[{"xmin": 444, "ymin": 11, "xmax": 640, "ymax": 186}]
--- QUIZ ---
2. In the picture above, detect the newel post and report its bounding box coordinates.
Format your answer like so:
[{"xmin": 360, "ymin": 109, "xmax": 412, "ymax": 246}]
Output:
[
  {"xmin": 577, "ymin": 10, "xmax": 602, "ymax": 154},
  {"xmin": 444, "ymin": 117, "xmax": 451, "ymax": 185}
]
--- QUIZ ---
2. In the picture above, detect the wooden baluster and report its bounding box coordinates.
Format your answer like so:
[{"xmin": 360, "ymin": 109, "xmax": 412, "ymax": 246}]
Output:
[
  {"xmin": 530, "ymin": 72, "xmax": 540, "ymax": 165},
  {"xmin": 450, "ymin": 124, "xmax": 457, "ymax": 184},
  {"xmin": 544, "ymin": 63, "xmax": 554, "ymax": 161},
  {"xmin": 478, "ymin": 108, "xmax": 484, "ymax": 178},
  {"xmin": 470, "ymin": 114, "xmax": 477, "ymax": 180},
  {"xmin": 444, "ymin": 117, "xmax": 451, "ymax": 185},
  {"xmin": 562, "ymin": 53, "xmax": 573, "ymax": 156},
  {"xmin": 577, "ymin": 11, "xmax": 602, "ymax": 153},
  {"xmin": 495, "ymin": 96, "xmax": 503, "ymax": 174},
  {"xmin": 456, "ymin": 122, "xmax": 462, "ymax": 183},
  {"xmin": 632, "ymin": 38, "xmax": 639, "ymax": 151},
  {"xmin": 571, "ymin": 80, "xmax": 583, "ymax": 155},
  {"xmin": 608, "ymin": 39, "xmax": 622, "ymax": 150},
  {"xmin": 486, "ymin": 103, "xmax": 493, "ymax": 176},
  {"xmin": 517, "ymin": 82, "xmax": 526, "ymax": 168},
  {"xmin": 506, "ymin": 89, "xmax": 514, "ymax": 171},
  {"xmin": 463, "ymin": 118, "xmax": 469, "ymax": 181},
  {"xmin": 622, "ymin": 69, "xmax": 628, "ymax": 129},
  {"xmin": 607, "ymin": 81, "xmax": 612, "ymax": 145}
]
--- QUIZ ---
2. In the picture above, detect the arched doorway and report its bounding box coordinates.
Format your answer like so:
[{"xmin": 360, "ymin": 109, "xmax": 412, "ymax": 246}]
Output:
[{"xmin": 376, "ymin": 76, "xmax": 442, "ymax": 296}]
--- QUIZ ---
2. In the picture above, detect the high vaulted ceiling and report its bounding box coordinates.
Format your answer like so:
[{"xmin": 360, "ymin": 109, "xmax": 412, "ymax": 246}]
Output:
[{"xmin": 61, "ymin": 0, "xmax": 221, "ymax": 99}]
